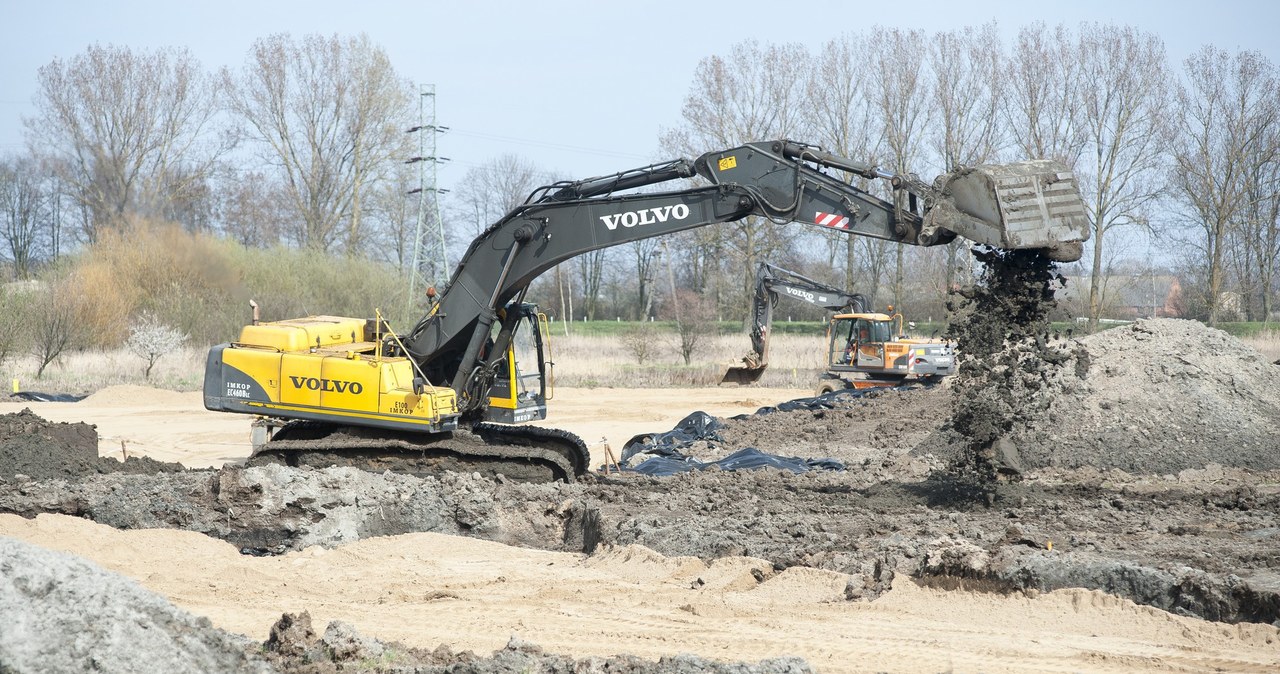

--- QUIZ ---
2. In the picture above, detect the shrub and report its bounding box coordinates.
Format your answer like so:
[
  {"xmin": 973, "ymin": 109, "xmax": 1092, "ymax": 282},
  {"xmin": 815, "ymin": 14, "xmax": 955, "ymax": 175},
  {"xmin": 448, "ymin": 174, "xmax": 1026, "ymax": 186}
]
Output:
[
  {"xmin": 0, "ymin": 284, "xmax": 35, "ymax": 368},
  {"xmin": 30, "ymin": 277, "xmax": 93, "ymax": 378},
  {"xmin": 621, "ymin": 324, "xmax": 659, "ymax": 364},
  {"xmin": 125, "ymin": 313, "xmax": 188, "ymax": 379}
]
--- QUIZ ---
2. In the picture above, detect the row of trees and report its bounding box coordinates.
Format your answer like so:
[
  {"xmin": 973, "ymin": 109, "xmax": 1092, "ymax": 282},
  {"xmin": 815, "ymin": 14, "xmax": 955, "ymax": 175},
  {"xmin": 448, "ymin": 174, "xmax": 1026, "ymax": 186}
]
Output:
[
  {"xmin": 2, "ymin": 35, "xmax": 417, "ymax": 264},
  {"xmin": 2, "ymin": 24, "xmax": 1278, "ymax": 335},
  {"xmin": 446, "ymin": 23, "xmax": 1280, "ymax": 327}
]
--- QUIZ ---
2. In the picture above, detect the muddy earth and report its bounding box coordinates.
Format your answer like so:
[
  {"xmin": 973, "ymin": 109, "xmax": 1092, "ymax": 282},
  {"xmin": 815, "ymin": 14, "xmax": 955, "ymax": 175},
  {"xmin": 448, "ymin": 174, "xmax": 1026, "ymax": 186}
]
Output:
[
  {"xmin": 0, "ymin": 407, "xmax": 183, "ymax": 480},
  {"xmin": 2, "ymin": 309, "xmax": 1280, "ymax": 669}
]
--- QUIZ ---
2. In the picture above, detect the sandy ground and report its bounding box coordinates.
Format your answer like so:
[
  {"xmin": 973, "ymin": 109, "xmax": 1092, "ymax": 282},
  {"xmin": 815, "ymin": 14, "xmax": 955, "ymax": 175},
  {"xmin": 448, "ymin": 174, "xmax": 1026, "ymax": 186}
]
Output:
[
  {"xmin": 0, "ymin": 385, "xmax": 808, "ymax": 469},
  {"xmin": 2, "ymin": 383, "xmax": 1278, "ymax": 673},
  {"xmin": 4, "ymin": 513, "xmax": 1275, "ymax": 674}
]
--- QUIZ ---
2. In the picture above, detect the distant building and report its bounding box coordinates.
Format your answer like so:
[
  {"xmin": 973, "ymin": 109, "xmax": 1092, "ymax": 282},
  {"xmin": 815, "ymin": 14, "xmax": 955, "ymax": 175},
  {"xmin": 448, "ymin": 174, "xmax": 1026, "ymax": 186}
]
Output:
[{"xmin": 1059, "ymin": 275, "xmax": 1183, "ymax": 320}]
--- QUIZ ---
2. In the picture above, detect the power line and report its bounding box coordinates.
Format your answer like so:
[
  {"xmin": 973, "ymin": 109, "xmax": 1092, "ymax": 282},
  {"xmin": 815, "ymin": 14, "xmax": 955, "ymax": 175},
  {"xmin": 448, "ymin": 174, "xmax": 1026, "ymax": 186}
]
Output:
[{"xmin": 406, "ymin": 84, "xmax": 451, "ymax": 307}]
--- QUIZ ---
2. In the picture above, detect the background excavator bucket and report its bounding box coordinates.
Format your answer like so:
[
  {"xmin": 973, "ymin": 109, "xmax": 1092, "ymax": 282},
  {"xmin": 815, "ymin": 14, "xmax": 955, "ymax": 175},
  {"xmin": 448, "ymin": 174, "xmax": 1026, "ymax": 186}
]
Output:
[
  {"xmin": 721, "ymin": 364, "xmax": 765, "ymax": 385},
  {"xmin": 721, "ymin": 352, "xmax": 766, "ymax": 385},
  {"xmin": 923, "ymin": 160, "xmax": 1089, "ymax": 262}
]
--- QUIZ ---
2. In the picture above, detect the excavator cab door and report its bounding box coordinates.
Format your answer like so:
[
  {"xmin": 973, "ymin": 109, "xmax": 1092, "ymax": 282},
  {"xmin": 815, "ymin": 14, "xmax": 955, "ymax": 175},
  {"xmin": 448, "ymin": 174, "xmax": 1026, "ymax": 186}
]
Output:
[
  {"xmin": 828, "ymin": 317, "xmax": 888, "ymax": 371},
  {"xmin": 484, "ymin": 308, "xmax": 549, "ymax": 424}
]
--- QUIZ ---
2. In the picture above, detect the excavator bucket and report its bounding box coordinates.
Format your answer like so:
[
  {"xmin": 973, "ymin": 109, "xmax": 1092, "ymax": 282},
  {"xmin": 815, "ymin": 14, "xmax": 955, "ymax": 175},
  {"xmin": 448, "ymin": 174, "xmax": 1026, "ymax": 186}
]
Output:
[
  {"xmin": 923, "ymin": 160, "xmax": 1089, "ymax": 262},
  {"xmin": 721, "ymin": 364, "xmax": 765, "ymax": 385},
  {"xmin": 721, "ymin": 352, "xmax": 766, "ymax": 385}
]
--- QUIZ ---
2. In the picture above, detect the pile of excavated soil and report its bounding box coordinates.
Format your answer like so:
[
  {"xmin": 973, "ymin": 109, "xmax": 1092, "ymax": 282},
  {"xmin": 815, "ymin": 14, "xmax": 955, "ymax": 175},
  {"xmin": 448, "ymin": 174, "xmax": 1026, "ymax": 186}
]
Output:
[
  {"xmin": 79, "ymin": 384, "xmax": 196, "ymax": 407},
  {"xmin": 0, "ymin": 536, "xmax": 271, "ymax": 673},
  {"xmin": 1011, "ymin": 318, "xmax": 1280, "ymax": 473},
  {"xmin": 0, "ymin": 408, "xmax": 184, "ymax": 480},
  {"xmin": 674, "ymin": 319, "xmax": 1280, "ymax": 477}
]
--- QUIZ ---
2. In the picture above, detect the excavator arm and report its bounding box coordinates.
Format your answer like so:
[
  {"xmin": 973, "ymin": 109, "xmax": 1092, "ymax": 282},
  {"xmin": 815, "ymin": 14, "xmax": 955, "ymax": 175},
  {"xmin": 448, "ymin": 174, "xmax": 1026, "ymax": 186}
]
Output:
[
  {"xmin": 720, "ymin": 263, "xmax": 868, "ymax": 385},
  {"xmin": 401, "ymin": 139, "xmax": 1088, "ymax": 414}
]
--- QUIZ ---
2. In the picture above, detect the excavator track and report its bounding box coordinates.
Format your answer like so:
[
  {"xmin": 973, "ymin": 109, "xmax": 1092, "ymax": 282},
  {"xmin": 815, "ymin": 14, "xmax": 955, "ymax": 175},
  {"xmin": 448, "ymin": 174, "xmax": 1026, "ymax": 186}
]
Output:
[{"xmin": 246, "ymin": 420, "xmax": 590, "ymax": 483}]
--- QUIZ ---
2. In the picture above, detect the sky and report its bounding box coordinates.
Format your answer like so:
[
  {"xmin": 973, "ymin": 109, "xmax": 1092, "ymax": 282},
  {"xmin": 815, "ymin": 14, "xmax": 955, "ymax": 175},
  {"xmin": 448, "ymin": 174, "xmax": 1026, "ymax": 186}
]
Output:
[{"xmin": 2, "ymin": 0, "xmax": 1279, "ymax": 194}]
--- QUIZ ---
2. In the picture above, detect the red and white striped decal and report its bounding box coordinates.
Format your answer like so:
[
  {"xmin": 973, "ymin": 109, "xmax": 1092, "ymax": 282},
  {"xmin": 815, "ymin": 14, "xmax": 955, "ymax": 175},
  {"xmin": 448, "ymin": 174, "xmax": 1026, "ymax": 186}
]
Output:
[{"xmin": 815, "ymin": 211, "xmax": 850, "ymax": 229}]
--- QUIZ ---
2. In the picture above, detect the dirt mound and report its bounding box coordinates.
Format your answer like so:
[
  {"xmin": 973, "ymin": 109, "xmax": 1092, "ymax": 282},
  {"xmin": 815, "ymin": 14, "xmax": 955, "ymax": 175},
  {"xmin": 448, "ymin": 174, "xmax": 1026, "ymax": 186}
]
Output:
[
  {"xmin": 1013, "ymin": 319, "xmax": 1280, "ymax": 473},
  {"xmin": 79, "ymin": 384, "xmax": 194, "ymax": 407},
  {"xmin": 0, "ymin": 408, "xmax": 184, "ymax": 480},
  {"xmin": 0, "ymin": 536, "xmax": 271, "ymax": 673},
  {"xmin": 259, "ymin": 611, "xmax": 814, "ymax": 673}
]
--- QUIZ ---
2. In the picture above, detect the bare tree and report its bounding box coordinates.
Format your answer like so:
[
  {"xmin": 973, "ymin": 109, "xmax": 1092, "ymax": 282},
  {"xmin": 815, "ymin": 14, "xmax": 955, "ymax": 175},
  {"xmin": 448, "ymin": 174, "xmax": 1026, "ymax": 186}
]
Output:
[
  {"xmin": 576, "ymin": 248, "xmax": 608, "ymax": 320},
  {"xmin": 666, "ymin": 289, "xmax": 713, "ymax": 366},
  {"xmin": 661, "ymin": 40, "xmax": 812, "ymax": 322},
  {"xmin": 0, "ymin": 285, "xmax": 33, "ymax": 367},
  {"xmin": 1170, "ymin": 45, "xmax": 1274, "ymax": 325},
  {"xmin": 928, "ymin": 23, "xmax": 1006, "ymax": 308},
  {"xmin": 867, "ymin": 27, "xmax": 933, "ymax": 312},
  {"xmin": 804, "ymin": 33, "xmax": 886, "ymax": 302},
  {"xmin": 0, "ymin": 155, "xmax": 47, "ymax": 279},
  {"xmin": 1074, "ymin": 24, "xmax": 1171, "ymax": 331},
  {"xmin": 31, "ymin": 282, "xmax": 89, "ymax": 378},
  {"xmin": 24, "ymin": 44, "xmax": 228, "ymax": 241},
  {"xmin": 1003, "ymin": 23, "xmax": 1087, "ymax": 165},
  {"xmin": 223, "ymin": 33, "xmax": 413, "ymax": 253},
  {"xmin": 448, "ymin": 154, "xmax": 552, "ymax": 246},
  {"xmin": 218, "ymin": 169, "xmax": 287, "ymax": 248},
  {"xmin": 364, "ymin": 160, "xmax": 419, "ymax": 270},
  {"xmin": 1223, "ymin": 53, "xmax": 1280, "ymax": 322},
  {"xmin": 630, "ymin": 237, "xmax": 662, "ymax": 320}
]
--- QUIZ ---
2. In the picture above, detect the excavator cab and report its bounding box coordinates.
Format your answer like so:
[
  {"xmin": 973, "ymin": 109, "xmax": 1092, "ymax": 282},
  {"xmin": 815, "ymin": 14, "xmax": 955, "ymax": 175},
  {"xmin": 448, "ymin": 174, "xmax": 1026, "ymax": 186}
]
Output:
[
  {"xmin": 824, "ymin": 312, "xmax": 956, "ymax": 389},
  {"xmin": 833, "ymin": 316, "xmax": 892, "ymax": 368},
  {"xmin": 484, "ymin": 306, "xmax": 553, "ymax": 424}
]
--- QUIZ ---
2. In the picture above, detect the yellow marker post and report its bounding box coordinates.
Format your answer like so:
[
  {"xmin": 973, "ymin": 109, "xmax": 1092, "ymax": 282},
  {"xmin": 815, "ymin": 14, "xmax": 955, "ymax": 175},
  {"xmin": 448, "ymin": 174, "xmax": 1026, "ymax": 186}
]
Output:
[{"xmin": 11, "ymin": 378, "xmax": 17, "ymax": 393}]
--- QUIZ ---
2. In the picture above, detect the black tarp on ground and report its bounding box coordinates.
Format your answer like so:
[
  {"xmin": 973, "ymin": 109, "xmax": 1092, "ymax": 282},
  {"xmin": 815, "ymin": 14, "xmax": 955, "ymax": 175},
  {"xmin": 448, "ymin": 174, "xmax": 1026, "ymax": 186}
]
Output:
[
  {"xmin": 10, "ymin": 392, "xmax": 87, "ymax": 403},
  {"xmin": 625, "ymin": 447, "xmax": 845, "ymax": 476},
  {"xmin": 734, "ymin": 385, "xmax": 915, "ymax": 419},
  {"xmin": 612, "ymin": 384, "xmax": 933, "ymax": 476},
  {"xmin": 616, "ymin": 394, "xmax": 870, "ymax": 476},
  {"xmin": 620, "ymin": 411, "xmax": 725, "ymax": 464}
]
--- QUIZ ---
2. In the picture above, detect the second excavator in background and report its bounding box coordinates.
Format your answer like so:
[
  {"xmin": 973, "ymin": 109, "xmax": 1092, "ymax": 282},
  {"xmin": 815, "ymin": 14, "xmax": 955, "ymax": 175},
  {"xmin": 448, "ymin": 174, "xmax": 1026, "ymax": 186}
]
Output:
[
  {"xmin": 721, "ymin": 262, "xmax": 956, "ymax": 392},
  {"xmin": 204, "ymin": 139, "xmax": 1088, "ymax": 482}
]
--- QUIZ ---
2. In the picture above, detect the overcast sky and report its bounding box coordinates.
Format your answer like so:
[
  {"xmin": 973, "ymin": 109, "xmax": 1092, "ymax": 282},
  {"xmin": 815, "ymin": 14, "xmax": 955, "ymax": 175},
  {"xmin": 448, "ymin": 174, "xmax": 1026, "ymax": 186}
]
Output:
[{"xmin": 2, "ymin": 0, "xmax": 1278, "ymax": 192}]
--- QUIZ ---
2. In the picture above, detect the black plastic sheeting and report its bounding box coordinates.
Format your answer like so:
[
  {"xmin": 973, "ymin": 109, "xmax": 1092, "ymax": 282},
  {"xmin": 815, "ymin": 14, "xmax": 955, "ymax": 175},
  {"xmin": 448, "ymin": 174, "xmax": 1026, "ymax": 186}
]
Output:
[
  {"xmin": 9, "ymin": 391, "xmax": 86, "ymax": 403},
  {"xmin": 624, "ymin": 447, "xmax": 845, "ymax": 476},
  {"xmin": 614, "ymin": 386, "xmax": 922, "ymax": 476},
  {"xmin": 733, "ymin": 384, "xmax": 914, "ymax": 418}
]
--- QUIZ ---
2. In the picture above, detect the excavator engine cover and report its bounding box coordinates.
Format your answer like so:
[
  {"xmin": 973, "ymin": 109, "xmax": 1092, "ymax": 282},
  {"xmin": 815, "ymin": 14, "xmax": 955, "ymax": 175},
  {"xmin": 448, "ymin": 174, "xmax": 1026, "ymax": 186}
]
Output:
[{"xmin": 924, "ymin": 160, "xmax": 1089, "ymax": 262}]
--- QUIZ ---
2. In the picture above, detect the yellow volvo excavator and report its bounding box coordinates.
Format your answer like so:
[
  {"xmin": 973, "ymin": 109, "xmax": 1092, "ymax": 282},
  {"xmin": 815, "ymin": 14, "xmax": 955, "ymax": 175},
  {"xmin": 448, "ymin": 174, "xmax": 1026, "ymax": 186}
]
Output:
[{"xmin": 204, "ymin": 140, "xmax": 1088, "ymax": 482}]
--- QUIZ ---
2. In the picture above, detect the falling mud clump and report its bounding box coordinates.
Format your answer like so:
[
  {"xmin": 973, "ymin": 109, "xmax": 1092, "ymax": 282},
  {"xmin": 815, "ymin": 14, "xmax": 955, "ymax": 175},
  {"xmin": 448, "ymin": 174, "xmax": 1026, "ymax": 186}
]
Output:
[
  {"xmin": 946, "ymin": 248, "xmax": 1084, "ymax": 483},
  {"xmin": 0, "ymin": 408, "xmax": 183, "ymax": 480}
]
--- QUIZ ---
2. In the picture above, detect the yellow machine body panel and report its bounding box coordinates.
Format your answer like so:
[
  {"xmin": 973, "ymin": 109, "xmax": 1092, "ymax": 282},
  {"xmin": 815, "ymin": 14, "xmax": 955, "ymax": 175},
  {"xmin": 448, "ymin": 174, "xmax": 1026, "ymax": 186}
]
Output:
[
  {"xmin": 238, "ymin": 316, "xmax": 369, "ymax": 352},
  {"xmin": 205, "ymin": 316, "xmax": 459, "ymax": 433}
]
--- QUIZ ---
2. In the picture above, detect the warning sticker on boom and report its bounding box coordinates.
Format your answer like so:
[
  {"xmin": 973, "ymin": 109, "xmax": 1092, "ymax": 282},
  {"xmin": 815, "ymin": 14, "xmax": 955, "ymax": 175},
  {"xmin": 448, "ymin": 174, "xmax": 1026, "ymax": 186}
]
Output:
[{"xmin": 718, "ymin": 156, "xmax": 737, "ymax": 171}]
